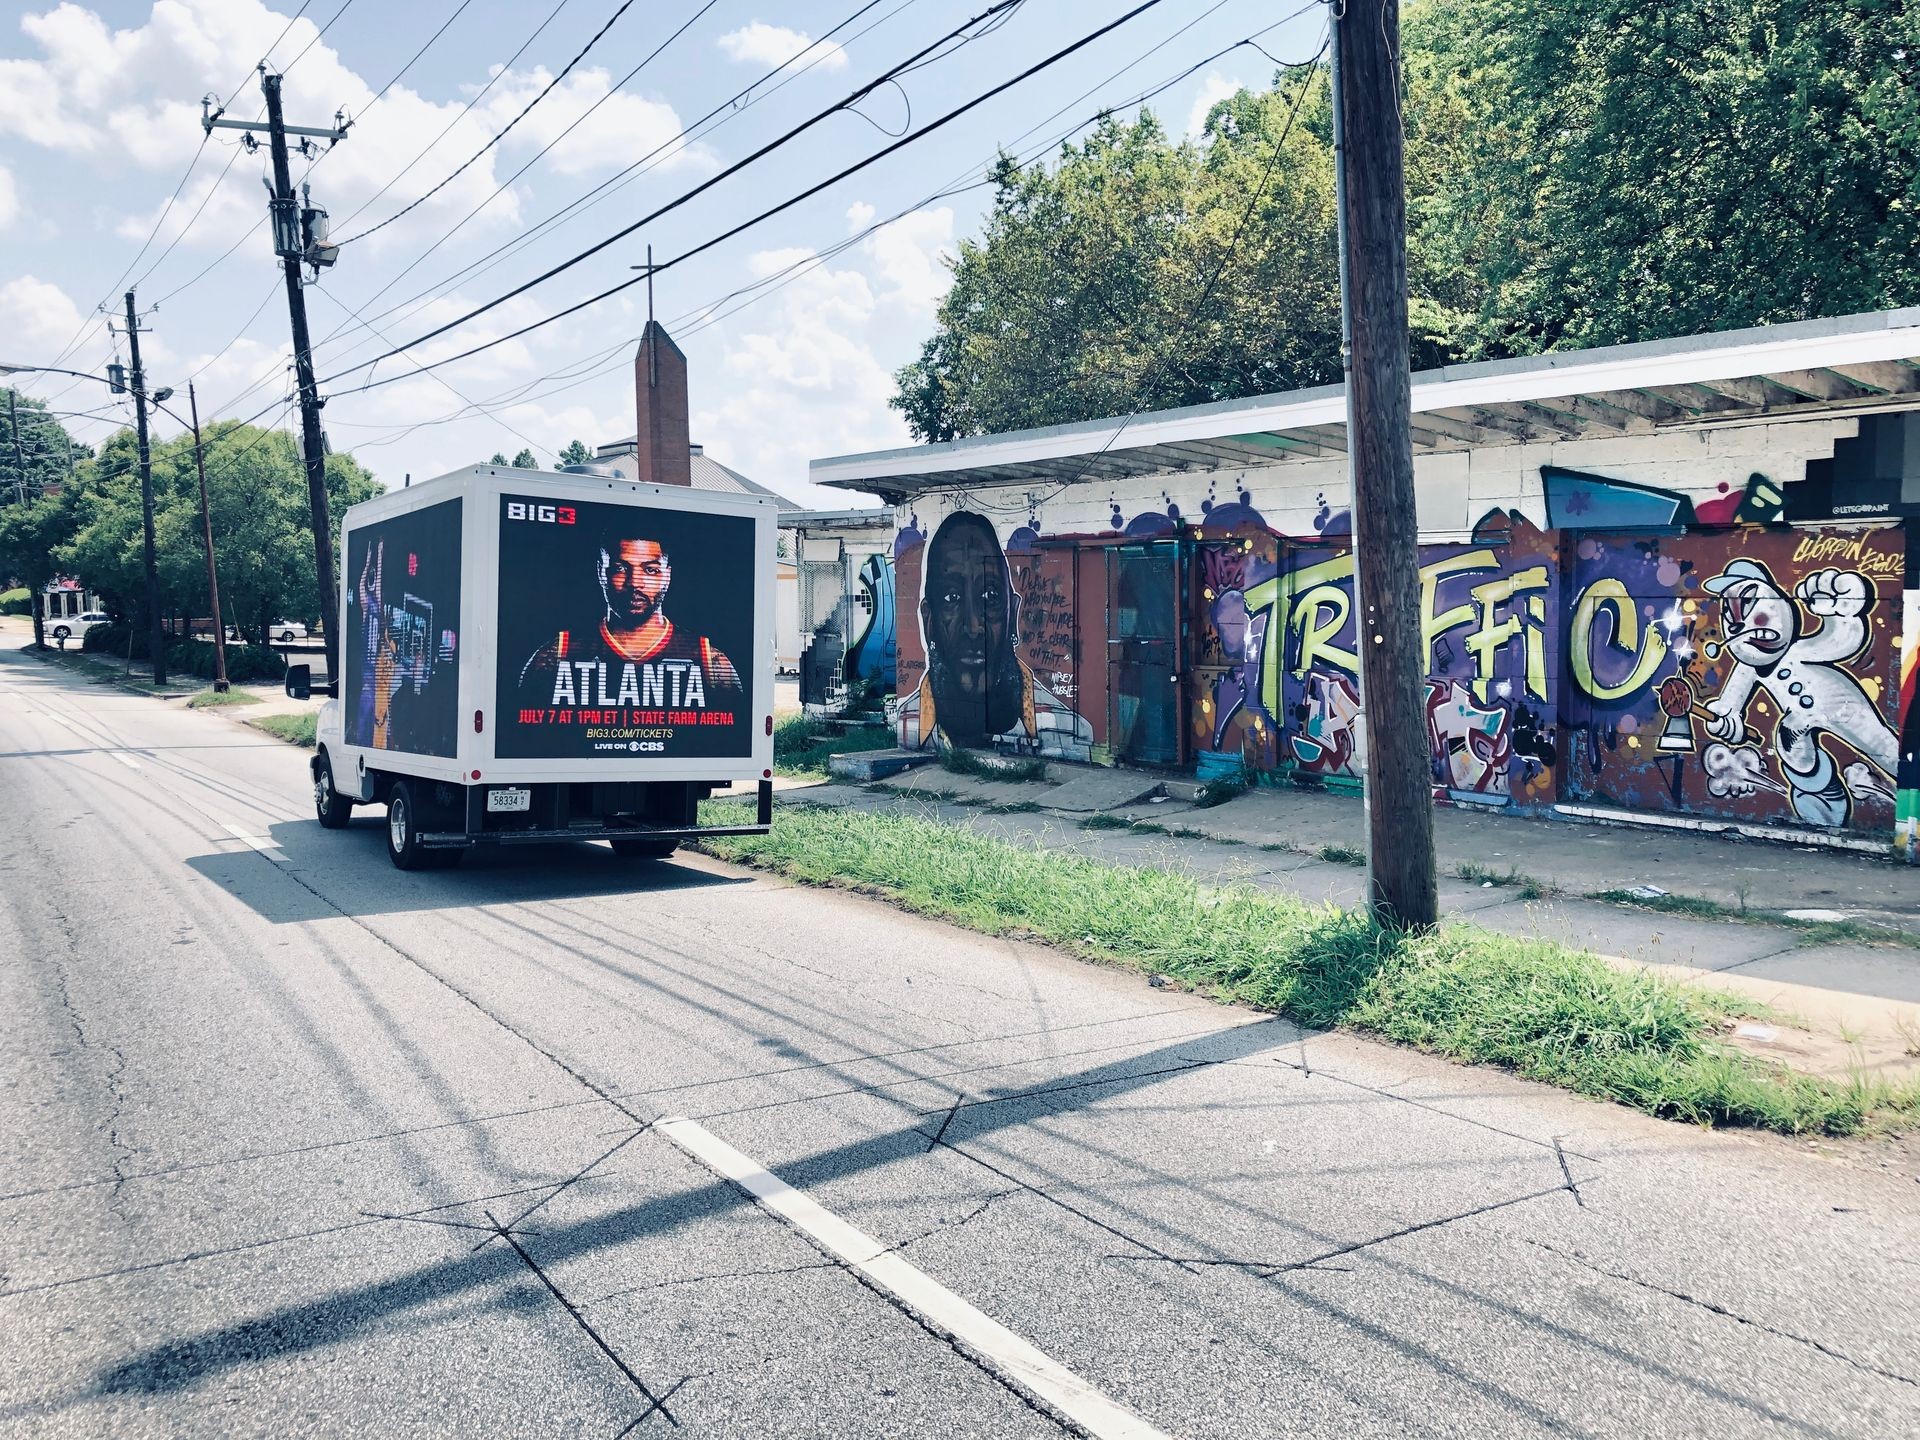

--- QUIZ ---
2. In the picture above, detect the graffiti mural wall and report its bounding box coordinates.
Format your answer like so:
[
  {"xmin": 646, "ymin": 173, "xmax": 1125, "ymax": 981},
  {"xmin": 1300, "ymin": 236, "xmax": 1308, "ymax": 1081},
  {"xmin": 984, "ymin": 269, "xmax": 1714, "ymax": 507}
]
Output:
[
  {"xmin": 887, "ymin": 417, "xmax": 1917, "ymax": 842},
  {"xmin": 894, "ymin": 511, "xmax": 1094, "ymax": 760},
  {"xmin": 1566, "ymin": 526, "xmax": 1904, "ymax": 833},
  {"xmin": 1192, "ymin": 513, "xmax": 1562, "ymax": 808}
]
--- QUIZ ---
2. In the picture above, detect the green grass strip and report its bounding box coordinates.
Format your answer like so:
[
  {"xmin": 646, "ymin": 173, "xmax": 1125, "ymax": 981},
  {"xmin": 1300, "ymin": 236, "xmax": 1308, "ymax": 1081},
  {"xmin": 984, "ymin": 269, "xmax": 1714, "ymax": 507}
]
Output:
[
  {"xmin": 771, "ymin": 713, "xmax": 895, "ymax": 779},
  {"xmin": 697, "ymin": 801, "xmax": 1919, "ymax": 1137},
  {"xmin": 186, "ymin": 688, "xmax": 260, "ymax": 709},
  {"xmin": 250, "ymin": 712, "xmax": 317, "ymax": 747}
]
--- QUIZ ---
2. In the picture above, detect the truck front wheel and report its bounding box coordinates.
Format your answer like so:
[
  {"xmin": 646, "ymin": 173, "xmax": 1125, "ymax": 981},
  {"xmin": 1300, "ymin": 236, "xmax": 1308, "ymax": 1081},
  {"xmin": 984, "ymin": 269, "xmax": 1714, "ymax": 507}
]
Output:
[
  {"xmin": 314, "ymin": 754, "xmax": 353, "ymax": 829},
  {"xmin": 386, "ymin": 781, "xmax": 432, "ymax": 870}
]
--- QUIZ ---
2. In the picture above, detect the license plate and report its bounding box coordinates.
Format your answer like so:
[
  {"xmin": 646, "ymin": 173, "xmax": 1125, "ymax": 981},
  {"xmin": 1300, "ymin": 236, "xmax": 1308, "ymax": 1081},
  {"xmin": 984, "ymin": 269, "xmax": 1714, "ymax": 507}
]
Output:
[{"xmin": 486, "ymin": 787, "xmax": 531, "ymax": 813}]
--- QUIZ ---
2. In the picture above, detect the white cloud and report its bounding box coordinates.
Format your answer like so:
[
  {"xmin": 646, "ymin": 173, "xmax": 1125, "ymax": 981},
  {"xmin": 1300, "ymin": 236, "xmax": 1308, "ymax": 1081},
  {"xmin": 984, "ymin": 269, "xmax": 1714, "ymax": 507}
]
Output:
[
  {"xmin": 716, "ymin": 22, "xmax": 847, "ymax": 73},
  {"xmin": 475, "ymin": 66, "xmax": 705, "ymax": 179},
  {"xmin": 0, "ymin": 1, "xmax": 543, "ymax": 257},
  {"xmin": 689, "ymin": 206, "xmax": 955, "ymax": 501},
  {"xmin": 0, "ymin": 274, "xmax": 86, "ymax": 352},
  {"xmin": 1186, "ymin": 71, "xmax": 1247, "ymax": 138},
  {"xmin": 0, "ymin": 166, "xmax": 17, "ymax": 230}
]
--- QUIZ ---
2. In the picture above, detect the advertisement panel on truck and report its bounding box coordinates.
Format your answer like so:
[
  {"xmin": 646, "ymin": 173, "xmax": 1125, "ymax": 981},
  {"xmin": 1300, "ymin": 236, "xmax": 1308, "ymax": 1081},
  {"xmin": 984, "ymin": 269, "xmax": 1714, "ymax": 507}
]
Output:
[
  {"xmin": 493, "ymin": 492, "xmax": 756, "ymax": 761},
  {"xmin": 343, "ymin": 497, "xmax": 463, "ymax": 758}
]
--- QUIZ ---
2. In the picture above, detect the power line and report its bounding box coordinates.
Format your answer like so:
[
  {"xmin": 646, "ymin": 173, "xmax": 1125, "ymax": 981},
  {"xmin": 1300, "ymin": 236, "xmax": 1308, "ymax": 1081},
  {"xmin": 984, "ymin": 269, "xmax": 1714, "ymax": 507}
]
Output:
[
  {"xmin": 278, "ymin": 0, "xmax": 358, "ymax": 74},
  {"xmin": 310, "ymin": 288, "xmax": 553, "ymax": 461},
  {"xmin": 1022, "ymin": 23, "xmax": 1332, "ymax": 504},
  {"xmin": 344, "ymin": 0, "xmax": 1306, "ymax": 443},
  {"xmin": 227, "ymin": 3, "xmax": 313, "ymax": 108},
  {"xmin": 349, "ymin": 0, "xmax": 723, "ymax": 251},
  {"xmin": 325, "ymin": 0, "xmax": 575, "ymax": 235},
  {"xmin": 352, "ymin": 0, "xmax": 478, "ymax": 119},
  {"xmin": 672, "ymin": 0, "xmax": 1295, "ymax": 340},
  {"xmin": 44, "ymin": 5, "xmax": 321, "ymax": 373},
  {"xmin": 307, "ymin": 0, "xmax": 916, "ymax": 374},
  {"xmin": 322, "ymin": 0, "xmax": 1090, "ymax": 390},
  {"xmin": 336, "ymin": 0, "xmax": 642, "ymax": 245}
]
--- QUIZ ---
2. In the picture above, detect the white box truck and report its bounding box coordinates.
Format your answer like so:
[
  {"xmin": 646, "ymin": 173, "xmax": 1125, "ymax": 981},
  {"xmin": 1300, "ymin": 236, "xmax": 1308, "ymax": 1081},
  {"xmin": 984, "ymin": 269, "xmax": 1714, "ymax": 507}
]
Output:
[{"xmin": 287, "ymin": 464, "xmax": 776, "ymax": 869}]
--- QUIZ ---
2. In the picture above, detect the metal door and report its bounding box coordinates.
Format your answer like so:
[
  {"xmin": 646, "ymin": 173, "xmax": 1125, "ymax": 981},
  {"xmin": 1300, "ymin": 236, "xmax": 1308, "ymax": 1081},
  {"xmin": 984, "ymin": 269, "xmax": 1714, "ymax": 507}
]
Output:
[{"xmin": 1106, "ymin": 542, "xmax": 1183, "ymax": 767}]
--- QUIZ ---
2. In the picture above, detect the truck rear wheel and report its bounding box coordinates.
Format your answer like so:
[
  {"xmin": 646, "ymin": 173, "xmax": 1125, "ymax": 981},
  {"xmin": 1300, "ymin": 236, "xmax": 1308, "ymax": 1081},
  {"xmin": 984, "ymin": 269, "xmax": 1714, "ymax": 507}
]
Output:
[
  {"xmin": 314, "ymin": 754, "xmax": 353, "ymax": 829},
  {"xmin": 386, "ymin": 781, "xmax": 433, "ymax": 870},
  {"xmin": 610, "ymin": 836, "xmax": 678, "ymax": 861}
]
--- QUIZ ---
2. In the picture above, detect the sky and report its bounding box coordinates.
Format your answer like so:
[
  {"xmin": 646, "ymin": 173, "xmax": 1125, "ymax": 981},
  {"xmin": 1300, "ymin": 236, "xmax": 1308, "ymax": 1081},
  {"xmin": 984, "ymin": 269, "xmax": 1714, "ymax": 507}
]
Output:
[{"xmin": 0, "ymin": 0, "xmax": 1329, "ymax": 508}]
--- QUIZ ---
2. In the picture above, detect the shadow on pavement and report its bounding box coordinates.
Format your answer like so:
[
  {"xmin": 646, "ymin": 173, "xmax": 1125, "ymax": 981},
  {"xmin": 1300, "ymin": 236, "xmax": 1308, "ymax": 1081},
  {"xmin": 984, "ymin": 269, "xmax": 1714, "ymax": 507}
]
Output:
[
  {"xmin": 78, "ymin": 1017, "xmax": 1293, "ymax": 1405},
  {"xmin": 184, "ymin": 820, "xmax": 750, "ymax": 923}
]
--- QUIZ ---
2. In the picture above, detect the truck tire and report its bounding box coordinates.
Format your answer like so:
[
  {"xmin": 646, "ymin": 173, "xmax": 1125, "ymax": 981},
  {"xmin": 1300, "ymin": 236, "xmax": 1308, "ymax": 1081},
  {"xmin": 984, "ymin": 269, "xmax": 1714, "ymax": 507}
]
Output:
[
  {"xmin": 314, "ymin": 754, "xmax": 353, "ymax": 829},
  {"xmin": 386, "ymin": 781, "xmax": 432, "ymax": 871},
  {"xmin": 610, "ymin": 836, "xmax": 678, "ymax": 860}
]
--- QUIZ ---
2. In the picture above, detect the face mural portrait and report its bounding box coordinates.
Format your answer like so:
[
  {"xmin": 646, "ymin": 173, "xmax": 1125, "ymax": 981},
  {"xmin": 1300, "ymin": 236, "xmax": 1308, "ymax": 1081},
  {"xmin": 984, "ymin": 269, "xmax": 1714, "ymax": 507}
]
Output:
[{"xmin": 897, "ymin": 510, "xmax": 1092, "ymax": 755}]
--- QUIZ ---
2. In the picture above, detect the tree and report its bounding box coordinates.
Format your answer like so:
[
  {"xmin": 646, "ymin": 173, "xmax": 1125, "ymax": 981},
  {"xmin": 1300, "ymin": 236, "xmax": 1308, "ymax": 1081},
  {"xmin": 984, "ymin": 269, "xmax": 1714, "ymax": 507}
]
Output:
[
  {"xmin": 511, "ymin": 447, "xmax": 537, "ymax": 469},
  {"xmin": 1397, "ymin": 0, "xmax": 1920, "ymax": 354},
  {"xmin": 0, "ymin": 388, "xmax": 88, "ymax": 504},
  {"xmin": 61, "ymin": 421, "xmax": 380, "ymax": 648},
  {"xmin": 890, "ymin": 1, "xmax": 1920, "ymax": 435},
  {"xmin": 489, "ymin": 452, "xmax": 509, "ymax": 466},
  {"xmin": 0, "ymin": 395, "xmax": 89, "ymax": 648},
  {"xmin": 0, "ymin": 491, "xmax": 80, "ymax": 648},
  {"xmin": 558, "ymin": 438, "xmax": 592, "ymax": 467},
  {"xmin": 891, "ymin": 79, "xmax": 1359, "ymax": 441}
]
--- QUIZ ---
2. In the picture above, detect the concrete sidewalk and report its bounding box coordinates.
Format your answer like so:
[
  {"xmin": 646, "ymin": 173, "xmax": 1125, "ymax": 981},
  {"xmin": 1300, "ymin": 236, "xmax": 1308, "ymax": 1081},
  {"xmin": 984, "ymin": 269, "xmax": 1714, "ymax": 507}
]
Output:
[{"xmin": 778, "ymin": 766, "xmax": 1920, "ymax": 1082}]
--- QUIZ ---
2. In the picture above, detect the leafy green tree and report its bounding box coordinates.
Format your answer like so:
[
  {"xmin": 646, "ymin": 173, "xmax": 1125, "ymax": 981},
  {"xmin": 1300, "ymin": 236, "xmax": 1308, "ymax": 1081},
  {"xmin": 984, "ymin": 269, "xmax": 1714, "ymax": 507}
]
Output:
[
  {"xmin": 0, "ymin": 394, "xmax": 90, "ymax": 648},
  {"xmin": 60, "ymin": 422, "xmax": 380, "ymax": 648},
  {"xmin": 511, "ymin": 447, "xmax": 538, "ymax": 469},
  {"xmin": 558, "ymin": 438, "xmax": 592, "ymax": 467},
  {"xmin": 489, "ymin": 452, "xmax": 509, "ymax": 466},
  {"xmin": 0, "ymin": 388, "xmax": 89, "ymax": 504},
  {"xmin": 891, "ymin": 1, "xmax": 1920, "ymax": 436},
  {"xmin": 1391, "ymin": 0, "xmax": 1920, "ymax": 353},
  {"xmin": 892, "ymin": 76, "xmax": 1358, "ymax": 441},
  {"xmin": 0, "ymin": 491, "xmax": 80, "ymax": 648}
]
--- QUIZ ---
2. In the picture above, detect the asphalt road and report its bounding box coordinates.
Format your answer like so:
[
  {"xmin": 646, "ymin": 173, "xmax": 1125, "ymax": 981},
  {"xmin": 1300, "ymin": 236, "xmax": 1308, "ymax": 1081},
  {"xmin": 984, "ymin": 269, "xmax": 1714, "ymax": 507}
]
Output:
[{"xmin": 3, "ymin": 644, "xmax": 1918, "ymax": 1439}]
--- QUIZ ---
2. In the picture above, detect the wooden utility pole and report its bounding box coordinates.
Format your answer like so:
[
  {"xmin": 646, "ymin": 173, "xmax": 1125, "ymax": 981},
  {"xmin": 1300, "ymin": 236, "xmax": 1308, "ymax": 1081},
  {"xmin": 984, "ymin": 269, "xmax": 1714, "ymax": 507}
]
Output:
[
  {"xmin": 265, "ymin": 72, "xmax": 339, "ymax": 680},
  {"xmin": 207, "ymin": 72, "xmax": 349, "ymax": 680},
  {"xmin": 189, "ymin": 383, "xmax": 230, "ymax": 692},
  {"xmin": 1332, "ymin": 0, "xmax": 1436, "ymax": 928},
  {"xmin": 7, "ymin": 388, "xmax": 25, "ymax": 503},
  {"xmin": 125, "ymin": 290, "xmax": 169, "ymax": 688}
]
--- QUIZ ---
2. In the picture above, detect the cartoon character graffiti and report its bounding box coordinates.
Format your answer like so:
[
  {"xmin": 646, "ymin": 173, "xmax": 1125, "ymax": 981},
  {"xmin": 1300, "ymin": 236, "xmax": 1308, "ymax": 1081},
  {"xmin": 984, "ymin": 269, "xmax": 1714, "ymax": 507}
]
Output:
[
  {"xmin": 1698, "ymin": 560, "xmax": 1899, "ymax": 826},
  {"xmin": 897, "ymin": 511, "xmax": 1092, "ymax": 755}
]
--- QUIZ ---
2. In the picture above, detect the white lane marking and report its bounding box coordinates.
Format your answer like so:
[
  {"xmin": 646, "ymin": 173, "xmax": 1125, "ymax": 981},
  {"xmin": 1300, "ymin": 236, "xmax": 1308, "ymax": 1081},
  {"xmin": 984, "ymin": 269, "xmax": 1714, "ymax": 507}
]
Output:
[
  {"xmin": 222, "ymin": 821, "xmax": 291, "ymax": 865},
  {"xmin": 655, "ymin": 1115, "xmax": 1174, "ymax": 1440},
  {"xmin": 109, "ymin": 751, "xmax": 141, "ymax": 769}
]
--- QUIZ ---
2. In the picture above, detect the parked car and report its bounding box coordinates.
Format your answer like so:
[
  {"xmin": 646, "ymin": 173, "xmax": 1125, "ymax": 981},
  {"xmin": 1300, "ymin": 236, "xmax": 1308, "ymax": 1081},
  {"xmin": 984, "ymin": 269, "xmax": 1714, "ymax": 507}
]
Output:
[
  {"xmin": 227, "ymin": 620, "xmax": 310, "ymax": 644},
  {"xmin": 49, "ymin": 610, "xmax": 109, "ymax": 644}
]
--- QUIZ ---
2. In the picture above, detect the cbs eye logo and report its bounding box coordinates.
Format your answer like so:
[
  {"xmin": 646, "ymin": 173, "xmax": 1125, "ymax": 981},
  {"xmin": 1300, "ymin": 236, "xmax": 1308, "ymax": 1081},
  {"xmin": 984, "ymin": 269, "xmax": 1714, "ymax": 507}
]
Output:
[{"xmin": 506, "ymin": 502, "xmax": 575, "ymax": 525}]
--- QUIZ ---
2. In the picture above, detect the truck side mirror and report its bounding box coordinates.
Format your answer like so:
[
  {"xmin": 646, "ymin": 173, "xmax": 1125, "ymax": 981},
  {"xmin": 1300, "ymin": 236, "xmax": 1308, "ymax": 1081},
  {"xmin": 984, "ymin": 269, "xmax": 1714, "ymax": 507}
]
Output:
[{"xmin": 286, "ymin": 663, "xmax": 312, "ymax": 700}]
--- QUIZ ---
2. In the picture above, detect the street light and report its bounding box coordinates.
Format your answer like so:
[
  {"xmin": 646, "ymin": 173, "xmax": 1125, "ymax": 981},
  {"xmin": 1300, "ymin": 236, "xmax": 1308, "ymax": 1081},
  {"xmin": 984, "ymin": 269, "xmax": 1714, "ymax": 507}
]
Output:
[{"xmin": 0, "ymin": 359, "xmax": 230, "ymax": 690}]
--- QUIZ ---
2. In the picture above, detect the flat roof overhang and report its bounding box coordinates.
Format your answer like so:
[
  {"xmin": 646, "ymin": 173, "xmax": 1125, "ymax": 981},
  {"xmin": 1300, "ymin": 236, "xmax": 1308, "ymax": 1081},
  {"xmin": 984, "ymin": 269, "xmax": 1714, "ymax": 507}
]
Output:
[{"xmin": 811, "ymin": 307, "xmax": 1920, "ymax": 501}]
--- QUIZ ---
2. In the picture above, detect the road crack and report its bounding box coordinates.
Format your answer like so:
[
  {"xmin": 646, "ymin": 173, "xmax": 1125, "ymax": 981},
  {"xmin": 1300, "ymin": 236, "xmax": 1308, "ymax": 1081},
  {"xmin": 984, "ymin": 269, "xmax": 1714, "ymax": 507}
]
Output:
[
  {"xmin": 482, "ymin": 1210, "xmax": 683, "ymax": 1427},
  {"xmin": 1527, "ymin": 1240, "xmax": 1919, "ymax": 1388},
  {"xmin": 41, "ymin": 898, "xmax": 137, "ymax": 1220}
]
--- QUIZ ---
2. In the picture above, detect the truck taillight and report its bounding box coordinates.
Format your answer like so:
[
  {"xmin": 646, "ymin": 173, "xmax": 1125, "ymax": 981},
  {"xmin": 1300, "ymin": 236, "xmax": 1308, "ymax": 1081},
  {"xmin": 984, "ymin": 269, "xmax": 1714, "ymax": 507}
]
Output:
[
  {"xmin": 474, "ymin": 709, "xmax": 484, "ymax": 733},
  {"xmin": 764, "ymin": 714, "xmax": 772, "ymax": 736}
]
